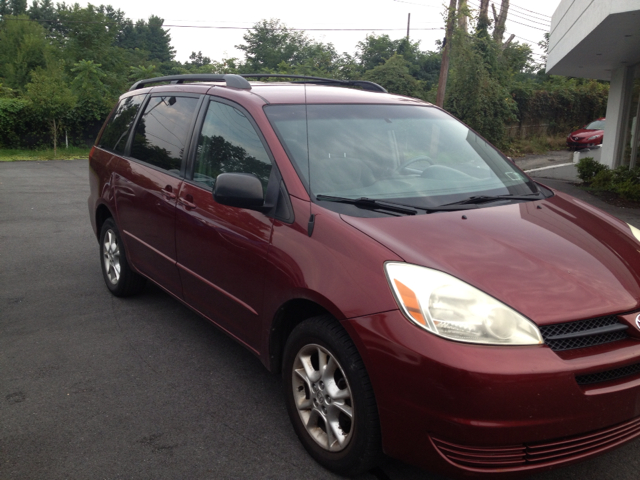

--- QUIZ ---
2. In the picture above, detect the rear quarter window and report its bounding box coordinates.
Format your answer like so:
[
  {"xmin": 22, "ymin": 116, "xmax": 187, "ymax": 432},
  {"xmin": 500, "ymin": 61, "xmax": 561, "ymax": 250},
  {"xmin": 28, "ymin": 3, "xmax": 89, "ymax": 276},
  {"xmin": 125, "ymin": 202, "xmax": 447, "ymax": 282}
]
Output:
[
  {"xmin": 97, "ymin": 95, "xmax": 145, "ymax": 154},
  {"xmin": 131, "ymin": 95, "xmax": 199, "ymax": 172}
]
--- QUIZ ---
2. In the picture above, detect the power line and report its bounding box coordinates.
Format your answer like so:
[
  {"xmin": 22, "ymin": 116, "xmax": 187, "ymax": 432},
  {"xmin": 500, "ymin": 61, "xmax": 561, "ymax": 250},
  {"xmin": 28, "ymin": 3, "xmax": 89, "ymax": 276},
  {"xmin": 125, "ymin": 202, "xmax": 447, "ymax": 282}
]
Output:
[
  {"xmin": 1, "ymin": 16, "xmax": 444, "ymax": 31},
  {"xmin": 392, "ymin": 0, "xmax": 442, "ymax": 9},
  {"xmin": 165, "ymin": 25, "xmax": 445, "ymax": 31},
  {"xmin": 505, "ymin": 17, "xmax": 549, "ymax": 32},
  {"xmin": 466, "ymin": 0, "xmax": 550, "ymax": 28},
  {"xmin": 509, "ymin": 1, "xmax": 552, "ymax": 20},
  {"xmin": 507, "ymin": 32, "xmax": 545, "ymax": 45},
  {"xmin": 497, "ymin": 9, "xmax": 550, "ymax": 27}
]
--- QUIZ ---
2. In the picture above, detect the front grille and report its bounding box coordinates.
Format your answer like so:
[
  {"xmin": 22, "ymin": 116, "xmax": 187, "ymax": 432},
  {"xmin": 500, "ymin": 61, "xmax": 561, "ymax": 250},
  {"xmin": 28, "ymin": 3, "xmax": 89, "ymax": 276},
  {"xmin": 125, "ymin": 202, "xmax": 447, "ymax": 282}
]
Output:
[
  {"xmin": 539, "ymin": 316, "xmax": 628, "ymax": 351},
  {"xmin": 576, "ymin": 362, "xmax": 640, "ymax": 385},
  {"xmin": 432, "ymin": 416, "xmax": 640, "ymax": 471}
]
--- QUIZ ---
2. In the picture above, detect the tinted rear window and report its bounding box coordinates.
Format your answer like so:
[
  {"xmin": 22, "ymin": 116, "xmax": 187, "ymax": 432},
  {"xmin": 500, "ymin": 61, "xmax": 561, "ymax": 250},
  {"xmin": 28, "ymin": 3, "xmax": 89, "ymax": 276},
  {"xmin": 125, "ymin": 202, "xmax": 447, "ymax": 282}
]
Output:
[{"xmin": 97, "ymin": 95, "xmax": 145, "ymax": 154}]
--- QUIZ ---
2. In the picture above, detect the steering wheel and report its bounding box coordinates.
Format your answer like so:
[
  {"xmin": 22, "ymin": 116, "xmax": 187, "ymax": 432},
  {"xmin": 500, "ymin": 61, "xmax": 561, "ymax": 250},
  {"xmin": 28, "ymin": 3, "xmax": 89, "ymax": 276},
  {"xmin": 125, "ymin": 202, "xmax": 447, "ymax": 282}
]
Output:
[{"xmin": 396, "ymin": 155, "xmax": 434, "ymax": 174}]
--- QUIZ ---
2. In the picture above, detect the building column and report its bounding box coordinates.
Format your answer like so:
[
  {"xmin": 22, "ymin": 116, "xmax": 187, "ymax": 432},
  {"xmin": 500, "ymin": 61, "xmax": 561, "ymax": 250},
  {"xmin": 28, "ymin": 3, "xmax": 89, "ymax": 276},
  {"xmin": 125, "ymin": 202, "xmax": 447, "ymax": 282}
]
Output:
[{"xmin": 601, "ymin": 66, "xmax": 635, "ymax": 167}]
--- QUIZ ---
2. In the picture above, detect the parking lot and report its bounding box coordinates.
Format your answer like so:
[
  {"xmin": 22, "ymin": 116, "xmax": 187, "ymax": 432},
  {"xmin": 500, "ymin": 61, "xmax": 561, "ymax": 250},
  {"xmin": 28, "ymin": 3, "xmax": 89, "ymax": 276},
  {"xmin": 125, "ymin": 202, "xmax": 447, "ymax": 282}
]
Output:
[{"xmin": 2, "ymin": 159, "xmax": 639, "ymax": 479}]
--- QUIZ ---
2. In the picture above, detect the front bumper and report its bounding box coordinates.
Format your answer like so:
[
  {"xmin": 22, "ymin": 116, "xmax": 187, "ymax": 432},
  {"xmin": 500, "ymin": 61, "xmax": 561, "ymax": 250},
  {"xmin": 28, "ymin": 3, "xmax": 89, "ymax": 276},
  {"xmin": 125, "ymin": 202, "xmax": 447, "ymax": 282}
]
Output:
[{"xmin": 343, "ymin": 310, "xmax": 640, "ymax": 478}]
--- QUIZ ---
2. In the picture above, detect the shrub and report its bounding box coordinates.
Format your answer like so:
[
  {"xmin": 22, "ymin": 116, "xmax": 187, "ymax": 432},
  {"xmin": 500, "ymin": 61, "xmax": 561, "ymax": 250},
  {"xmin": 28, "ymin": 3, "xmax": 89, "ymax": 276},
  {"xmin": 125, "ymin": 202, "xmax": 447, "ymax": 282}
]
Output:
[
  {"xmin": 0, "ymin": 98, "xmax": 31, "ymax": 148},
  {"xmin": 611, "ymin": 165, "xmax": 640, "ymax": 184},
  {"xmin": 577, "ymin": 158, "xmax": 640, "ymax": 202},
  {"xmin": 591, "ymin": 169, "xmax": 613, "ymax": 189},
  {"xmin": 615, "ymin": 180, "xmax": 640, "ymax": 202},
  {"xmin": 576, "ymin": 157, "xmax": 607, "ymax": 182}
]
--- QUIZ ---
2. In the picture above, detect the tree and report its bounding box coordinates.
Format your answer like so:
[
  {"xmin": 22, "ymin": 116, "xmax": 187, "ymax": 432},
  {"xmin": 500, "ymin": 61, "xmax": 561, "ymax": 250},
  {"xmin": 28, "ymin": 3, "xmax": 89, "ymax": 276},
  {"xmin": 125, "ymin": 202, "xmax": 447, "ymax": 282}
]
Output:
[
  {"xmin": 3, "ymin": 0, "xmax": 27, "ymax": 15},
  {"xmin": 492, "ymin": 0, "xmax": 509, "ymax": 43},
  {"xmin": 446, "ymin": 31, "xmax": 517, "ymax": 147},
  {"xmin": 128, "ymin": 64, "xmax": 158, "ymax": 82},
  {"xmin": 130, "ymin": 15, "xmax": 175, "ymax": 63},
  {"xmin": 0, "ymin": 15, "xmax": 50, "ymax": 90},
  {"xmin": 436, "ymin": 0, "xmax": 458, "ymax": 107},
  {"xmin": 70, "ymin": 60, "xmax": 110, "ymax": 123},
  {"xmin": 25, "ymin": 64, "xmax": 75, "ymax": 156},
  {"xmin": 457, "ymin": 0, "xmax": 468, "ymax": 33},
  {"xmin": 355, "ymin": 34, "xmax": 440, "ymax": 88},
  {"xmin": 188, "ymin": 51, "xmax": 212, "ymax": 68},
  {"xmin": 27, "ymin": 0, "xmax": 56, "ymax": 26},
  {"xmin": 363, "ymin": 55, "xmax": 425, "ymax": 98},
  {"xmin": 236, "ymin": 19, "xmax": 336, "ymax": 73},
  {"xmin": 477, "ymin": 0, "xmax": 491, "ymax": 32},
  {"xmin": 355, "ymin": 34, "xmax": 398, "ymax": 71}
]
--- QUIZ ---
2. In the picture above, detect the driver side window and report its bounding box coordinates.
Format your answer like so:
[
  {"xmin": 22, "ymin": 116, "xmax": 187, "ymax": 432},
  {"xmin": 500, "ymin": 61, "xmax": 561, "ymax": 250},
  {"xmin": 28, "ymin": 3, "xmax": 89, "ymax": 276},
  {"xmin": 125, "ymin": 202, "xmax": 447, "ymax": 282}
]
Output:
[{"xmin": 193, "ymin": 100, "xmax": 272, "ymax": 196}]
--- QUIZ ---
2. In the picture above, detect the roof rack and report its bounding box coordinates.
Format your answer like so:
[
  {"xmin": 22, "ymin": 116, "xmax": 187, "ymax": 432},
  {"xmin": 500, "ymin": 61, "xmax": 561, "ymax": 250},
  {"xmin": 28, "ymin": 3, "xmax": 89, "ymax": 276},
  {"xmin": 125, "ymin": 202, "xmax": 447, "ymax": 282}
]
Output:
[
  {"xmin": 129, "ymin": 74, "xmax": 251, "ymax": 91},
  {"xmin": 128, "ymin": 73, "xmax": 388, "ymax": 94},
  {"xmin": 240, "ymin": 74, "xmax": 387, "ymax": 93}
]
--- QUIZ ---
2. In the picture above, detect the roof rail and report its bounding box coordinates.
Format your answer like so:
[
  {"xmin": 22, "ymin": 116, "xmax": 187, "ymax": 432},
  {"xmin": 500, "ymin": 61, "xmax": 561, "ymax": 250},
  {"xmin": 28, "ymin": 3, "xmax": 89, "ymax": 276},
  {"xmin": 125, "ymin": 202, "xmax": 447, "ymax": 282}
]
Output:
[
  {"xmin": 127, "ymin": 73, "xmax": 387, "ymax": 94},
  {"xmin": 240, "ymin": 74, "xmax": 387, "ymax": 93},
  {"xmin": 129, "ymin": 74, "xmax": 251, "ymax": 91}
]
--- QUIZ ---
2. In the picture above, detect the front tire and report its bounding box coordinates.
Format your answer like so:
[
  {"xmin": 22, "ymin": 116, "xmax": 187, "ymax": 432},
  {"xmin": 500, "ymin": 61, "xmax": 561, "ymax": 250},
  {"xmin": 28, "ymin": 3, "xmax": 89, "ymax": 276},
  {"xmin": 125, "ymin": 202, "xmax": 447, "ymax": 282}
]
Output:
[
  {"xmin": 99, "ymin": 218, "xmax": 146, "ymax": 297},
  {"xmin": 283, "ymin": 315, "xmax": 382, "ymax": 476}
]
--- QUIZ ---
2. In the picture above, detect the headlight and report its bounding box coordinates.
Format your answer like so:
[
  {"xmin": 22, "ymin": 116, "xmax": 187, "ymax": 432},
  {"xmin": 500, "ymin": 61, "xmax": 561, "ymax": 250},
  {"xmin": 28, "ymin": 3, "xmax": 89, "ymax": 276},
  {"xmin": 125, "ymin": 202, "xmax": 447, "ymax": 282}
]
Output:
[
  {"xmin": 587, "ymin": 135, "xmax": 601, "ymax": 141},
  {"xmin": 385, "ymin": 263, "xmax": 543, "ymax": 345},
  {"xmin": 628, "ymin": 223, "xmax": 640, "ymax": 242}
]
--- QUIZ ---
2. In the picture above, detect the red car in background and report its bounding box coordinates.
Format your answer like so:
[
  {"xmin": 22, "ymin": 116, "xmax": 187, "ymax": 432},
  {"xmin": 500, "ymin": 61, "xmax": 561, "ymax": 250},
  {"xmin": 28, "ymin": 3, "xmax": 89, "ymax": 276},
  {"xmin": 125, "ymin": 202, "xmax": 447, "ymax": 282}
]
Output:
[{"xmin": 567, "ymin": 118, "xmax": 605, "ymax": 149}]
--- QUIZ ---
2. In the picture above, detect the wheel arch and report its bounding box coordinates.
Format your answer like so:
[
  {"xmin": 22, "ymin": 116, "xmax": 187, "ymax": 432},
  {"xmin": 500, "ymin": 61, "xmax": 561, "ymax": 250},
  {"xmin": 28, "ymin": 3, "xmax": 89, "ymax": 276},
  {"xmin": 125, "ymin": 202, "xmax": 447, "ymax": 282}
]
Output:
[
  {"xmin": 268, "ymin": 298, "xmax": 334, "ymax": 374},
  {"xmin": 95, "ymin": 204, "xmax": 114, "ymax": 240}
]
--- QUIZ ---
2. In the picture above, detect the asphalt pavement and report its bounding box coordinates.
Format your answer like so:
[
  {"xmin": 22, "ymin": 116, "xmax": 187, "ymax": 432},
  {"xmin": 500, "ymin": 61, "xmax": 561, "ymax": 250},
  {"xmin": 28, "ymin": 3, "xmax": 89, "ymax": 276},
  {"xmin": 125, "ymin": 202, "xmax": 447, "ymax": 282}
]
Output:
[{"xmin": 1, "ymin": 159, "xmax": 640, "ymax": 480}]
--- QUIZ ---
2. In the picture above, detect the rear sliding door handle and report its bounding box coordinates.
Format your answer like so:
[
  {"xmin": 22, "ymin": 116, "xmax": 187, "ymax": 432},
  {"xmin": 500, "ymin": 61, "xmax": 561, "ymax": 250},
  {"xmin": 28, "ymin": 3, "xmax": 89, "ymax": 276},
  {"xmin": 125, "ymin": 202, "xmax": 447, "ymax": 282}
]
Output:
[
  {"xmin": 178, "ymin": 196, "xmax": 196, "ymax": 210},
  {"xmin": 161, "ymin": 187, "xmax": 176, "ymax": 199}
]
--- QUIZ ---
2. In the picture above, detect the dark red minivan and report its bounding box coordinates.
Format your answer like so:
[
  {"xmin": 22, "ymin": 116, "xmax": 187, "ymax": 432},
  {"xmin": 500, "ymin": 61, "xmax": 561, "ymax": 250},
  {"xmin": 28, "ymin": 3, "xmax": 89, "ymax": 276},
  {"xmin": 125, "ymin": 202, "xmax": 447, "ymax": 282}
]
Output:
[{"xmin": 89, "ymin": 74, "xmax": 640, "ymax": 478}]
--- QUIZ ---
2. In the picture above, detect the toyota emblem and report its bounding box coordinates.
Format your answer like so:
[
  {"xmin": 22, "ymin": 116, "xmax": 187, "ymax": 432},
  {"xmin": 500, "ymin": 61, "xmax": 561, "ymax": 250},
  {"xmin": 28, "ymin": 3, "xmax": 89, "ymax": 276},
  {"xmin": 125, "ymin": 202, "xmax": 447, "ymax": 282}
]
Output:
[{"xmin": 636, "ymin": 314, "xmax": 640, "ymax": 330}]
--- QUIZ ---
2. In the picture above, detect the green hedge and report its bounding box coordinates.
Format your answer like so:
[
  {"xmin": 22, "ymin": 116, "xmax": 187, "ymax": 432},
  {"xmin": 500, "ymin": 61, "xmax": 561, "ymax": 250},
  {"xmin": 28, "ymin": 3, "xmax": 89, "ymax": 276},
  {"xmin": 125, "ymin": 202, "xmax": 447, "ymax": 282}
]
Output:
[
  {"xmin": 512, "ymin": 80, "xmax": 608, "ymax": 135},
  {"xmin": 0, "ymin": 98, "xmax": 31, "ymax": 148},
  {"xmin": 577, "ymin": 157, "xmax": 640, "ymax": 202}
]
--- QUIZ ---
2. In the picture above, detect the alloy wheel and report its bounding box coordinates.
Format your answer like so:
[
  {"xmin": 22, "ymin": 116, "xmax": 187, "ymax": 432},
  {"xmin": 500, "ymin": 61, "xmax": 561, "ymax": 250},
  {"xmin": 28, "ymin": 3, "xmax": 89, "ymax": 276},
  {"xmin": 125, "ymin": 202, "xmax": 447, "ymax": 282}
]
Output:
[
  {"xmin": 103, "ymin": 229, "xmax": 121, "ymax": 285},
  {"xmin": 291, "ymin": 344, "xmax": 354, "ymax": 452}
]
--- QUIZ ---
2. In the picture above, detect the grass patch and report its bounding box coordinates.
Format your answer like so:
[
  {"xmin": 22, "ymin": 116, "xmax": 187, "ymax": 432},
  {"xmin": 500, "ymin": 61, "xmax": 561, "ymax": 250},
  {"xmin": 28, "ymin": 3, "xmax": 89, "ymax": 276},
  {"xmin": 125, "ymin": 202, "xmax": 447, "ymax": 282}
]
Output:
[
  {"xmin": 0, "ymin": 146, "xmax": 91, "ymax": 161},
  {"xmin": 504, "ymin": 135, "xmax": 567, "ymax": 157}
]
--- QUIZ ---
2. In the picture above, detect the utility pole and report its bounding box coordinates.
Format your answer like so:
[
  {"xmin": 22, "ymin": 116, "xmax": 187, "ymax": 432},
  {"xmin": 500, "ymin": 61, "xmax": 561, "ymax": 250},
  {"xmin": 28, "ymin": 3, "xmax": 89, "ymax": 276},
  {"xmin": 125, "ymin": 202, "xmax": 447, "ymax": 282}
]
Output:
[
  {"xmin": 436, "ymin": 0, "xmax": 458, "ymax": 108},
  {"xmin": 406, "ymin": 13, "xmax": 411, "ymax": 40}
]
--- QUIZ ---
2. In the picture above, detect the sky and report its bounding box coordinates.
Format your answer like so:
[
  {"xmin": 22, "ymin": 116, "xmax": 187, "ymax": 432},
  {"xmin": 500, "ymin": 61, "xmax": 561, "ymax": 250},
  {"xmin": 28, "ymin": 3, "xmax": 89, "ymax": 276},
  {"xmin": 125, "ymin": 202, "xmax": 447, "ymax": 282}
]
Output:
[{"xmin": 78, "ymin": 0, "xmax": 561, "ymax": 64}]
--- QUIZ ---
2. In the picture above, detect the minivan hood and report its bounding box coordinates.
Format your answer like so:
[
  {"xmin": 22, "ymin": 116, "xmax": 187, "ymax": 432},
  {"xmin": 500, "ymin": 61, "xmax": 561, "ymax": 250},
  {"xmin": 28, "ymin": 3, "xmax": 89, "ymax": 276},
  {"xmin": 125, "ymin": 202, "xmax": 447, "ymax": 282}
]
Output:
[{"xmin": 342, "ymin": 192, "xmax": 640, "ymax": 325}]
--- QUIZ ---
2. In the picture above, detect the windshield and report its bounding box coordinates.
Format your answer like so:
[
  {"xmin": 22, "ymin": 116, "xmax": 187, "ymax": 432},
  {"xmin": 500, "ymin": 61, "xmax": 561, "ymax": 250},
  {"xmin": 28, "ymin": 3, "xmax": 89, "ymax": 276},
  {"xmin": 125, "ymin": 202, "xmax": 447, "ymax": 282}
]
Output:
[
  {"xmin": 265, "ymin": 104, "xmax": 538, "ymax": 210},
  {"xmin": 585, "ymin": 119, "xmax": 605, "ymax": 130}
]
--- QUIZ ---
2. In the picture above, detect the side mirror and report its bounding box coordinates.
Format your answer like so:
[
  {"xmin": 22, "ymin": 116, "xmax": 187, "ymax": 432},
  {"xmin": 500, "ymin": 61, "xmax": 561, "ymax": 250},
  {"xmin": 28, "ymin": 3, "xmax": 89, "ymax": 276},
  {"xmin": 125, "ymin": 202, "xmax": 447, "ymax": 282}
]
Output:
[{"xmin": 213, "ymin": 172, "xmax": 264, "ymax": 209}]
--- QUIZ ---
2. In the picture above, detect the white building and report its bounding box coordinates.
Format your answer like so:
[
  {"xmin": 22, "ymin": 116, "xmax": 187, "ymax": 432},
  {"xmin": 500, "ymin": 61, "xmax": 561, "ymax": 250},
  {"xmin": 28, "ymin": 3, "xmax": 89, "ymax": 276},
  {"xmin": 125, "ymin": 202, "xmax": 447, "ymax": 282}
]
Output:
[{"xmin": 547, "ymin": 0, "xmax": 640, "ymax": 168}]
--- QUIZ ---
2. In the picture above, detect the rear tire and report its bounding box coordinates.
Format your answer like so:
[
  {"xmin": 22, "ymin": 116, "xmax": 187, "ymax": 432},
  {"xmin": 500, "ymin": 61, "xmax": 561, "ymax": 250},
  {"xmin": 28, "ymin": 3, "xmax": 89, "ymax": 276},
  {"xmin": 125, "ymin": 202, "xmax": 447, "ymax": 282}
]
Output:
[
  {"xmin": 99, "ymin": 218, "xmax": 146, "ymax": 297},
  {"xmin": 283, "ymin": 315, "xmax": 382, "ymax": 476}
]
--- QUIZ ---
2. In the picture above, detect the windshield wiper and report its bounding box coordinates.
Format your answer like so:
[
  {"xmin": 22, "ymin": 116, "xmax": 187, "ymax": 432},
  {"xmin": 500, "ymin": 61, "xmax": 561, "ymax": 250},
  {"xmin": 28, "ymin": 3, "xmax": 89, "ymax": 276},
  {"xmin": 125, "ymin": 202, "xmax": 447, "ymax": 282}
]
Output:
[
  {"xmin": 316, "ymin": 195, "xmax": 475, "ymax": 214},
  {"xmin": 441, "ymin": 192, "xmax": 544, "ymax": 207},
  {"xmin": 316, "ymin": 195, "xmax": 420, "ymax": 215}
]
